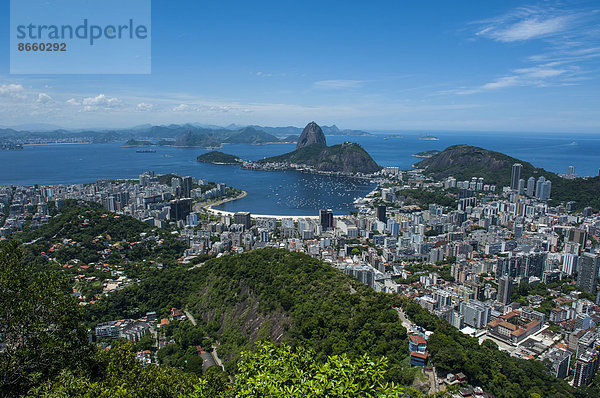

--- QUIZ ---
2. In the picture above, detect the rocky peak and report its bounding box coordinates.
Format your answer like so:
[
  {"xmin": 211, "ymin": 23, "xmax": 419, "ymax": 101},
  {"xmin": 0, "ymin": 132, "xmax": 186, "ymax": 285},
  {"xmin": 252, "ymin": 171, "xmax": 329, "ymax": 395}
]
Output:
[{"xmin": 296, "ymin": 121, "xmax": 326, "ymax": 150}]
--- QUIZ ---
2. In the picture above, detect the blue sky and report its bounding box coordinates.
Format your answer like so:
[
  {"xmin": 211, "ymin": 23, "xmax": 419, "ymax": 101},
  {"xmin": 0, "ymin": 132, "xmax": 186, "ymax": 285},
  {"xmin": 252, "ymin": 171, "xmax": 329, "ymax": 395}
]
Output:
[{"xmin": 1, "ymin": 0, "xmax": 599, "ymax": 132}]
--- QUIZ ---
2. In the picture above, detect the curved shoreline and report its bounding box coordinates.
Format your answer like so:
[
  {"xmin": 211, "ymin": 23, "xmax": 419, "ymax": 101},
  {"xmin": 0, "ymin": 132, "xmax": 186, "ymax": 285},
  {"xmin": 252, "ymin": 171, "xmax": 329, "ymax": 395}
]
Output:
[
  {"xmin": 198, "ymin": 190, "xmax": 248, "ymax": 212},
  {"xmin": 204, "ymin": 192, "xmax": 322, "ymax": 220}
]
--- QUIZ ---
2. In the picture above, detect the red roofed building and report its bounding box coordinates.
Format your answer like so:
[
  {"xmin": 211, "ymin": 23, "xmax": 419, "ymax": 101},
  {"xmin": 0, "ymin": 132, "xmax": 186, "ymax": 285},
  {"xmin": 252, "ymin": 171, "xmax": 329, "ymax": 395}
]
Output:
[
  {"xmin": 409, "ymin": 334, "xmax": 428, "ymax": 367},
  {"xmin": 487, "ymin": 310, "xmax": 542, "ymax": 345},
  {"xmin": 410, "ymin": 350, "xmax": 429, "ymax": 367}
]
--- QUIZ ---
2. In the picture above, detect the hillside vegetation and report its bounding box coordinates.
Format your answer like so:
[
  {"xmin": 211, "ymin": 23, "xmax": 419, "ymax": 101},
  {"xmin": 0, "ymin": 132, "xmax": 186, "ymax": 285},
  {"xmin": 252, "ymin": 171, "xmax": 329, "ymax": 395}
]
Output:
[
  {"xmin": 175, "ymin": 127, "xmax": 280, "ymax": 147},
  {"xmin": 261, "ymin": 142, "xmax": 381, "ymax": 174},
  {"xmin": 416, "ymin": 145, "xmax": 600, "ymax": 210},
  {"xmin": 187, "ymin": 249, "xmax": 408, "ymax": 371},
  {"xmin": 1, "ymin": 242, "xmax": 417, "ymax": 397},
  {"xmin": 90, "ymin": 248, "xmax": 409, "ymax": 377},
  {"xmin": 196, "ymin": 151, "xmax": 242, "ymax": 164}
]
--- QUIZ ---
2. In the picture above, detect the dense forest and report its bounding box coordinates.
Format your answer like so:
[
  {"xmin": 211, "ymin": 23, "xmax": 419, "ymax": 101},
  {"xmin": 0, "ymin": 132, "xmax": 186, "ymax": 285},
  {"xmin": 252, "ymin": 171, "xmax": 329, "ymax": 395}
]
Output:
[
  {"xmin": 87, "ymin": 248, "xmax": 411, "ymax": 379},
  {"xmin": 1, "ymin": 243, "xmax": 419, "ymax": 397}
]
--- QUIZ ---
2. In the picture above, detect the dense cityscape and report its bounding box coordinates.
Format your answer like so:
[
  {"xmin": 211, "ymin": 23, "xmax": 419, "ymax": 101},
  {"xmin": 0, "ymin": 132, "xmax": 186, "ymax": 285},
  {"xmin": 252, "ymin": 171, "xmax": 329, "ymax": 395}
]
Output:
[
  {"xmin": 2, "ymin": 149, "xmax": 600, "ymax": 396},
  {"xmin": 3, "ymin": 1, "xmax": 600, "ymax": 397}
]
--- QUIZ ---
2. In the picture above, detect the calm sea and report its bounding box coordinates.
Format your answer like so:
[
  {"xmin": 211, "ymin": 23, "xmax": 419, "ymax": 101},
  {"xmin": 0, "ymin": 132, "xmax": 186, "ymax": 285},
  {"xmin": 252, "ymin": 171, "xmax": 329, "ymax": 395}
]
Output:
[{"xmin": 1, "ymin": 131, "xmax": 598, "ymax": 216}]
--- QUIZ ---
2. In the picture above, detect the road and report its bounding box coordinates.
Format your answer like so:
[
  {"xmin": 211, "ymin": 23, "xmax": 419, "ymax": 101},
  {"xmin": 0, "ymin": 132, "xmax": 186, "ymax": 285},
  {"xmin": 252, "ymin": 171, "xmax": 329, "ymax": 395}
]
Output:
[
  {"xmin": 211, "ymin": 344, "xmax": 226, "ymax": 372},
  {"xmin": 396, "ymin": 307, "xmax": 440, "ymax": 393},
  {"xmin": 184, "ymin": 309, "xmax": 197, "ymax": 326},
  {"xmin": 394, "ymin": 307, "xmax": 416, "ymax": 334}
]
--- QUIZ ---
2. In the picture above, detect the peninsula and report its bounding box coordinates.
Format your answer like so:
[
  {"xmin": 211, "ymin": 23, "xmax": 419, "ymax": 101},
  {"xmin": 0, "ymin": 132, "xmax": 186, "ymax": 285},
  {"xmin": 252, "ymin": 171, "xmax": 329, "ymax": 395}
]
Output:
[{"xmin": 243, "ymin": 122, "xmax": 381, "ymax": 175}]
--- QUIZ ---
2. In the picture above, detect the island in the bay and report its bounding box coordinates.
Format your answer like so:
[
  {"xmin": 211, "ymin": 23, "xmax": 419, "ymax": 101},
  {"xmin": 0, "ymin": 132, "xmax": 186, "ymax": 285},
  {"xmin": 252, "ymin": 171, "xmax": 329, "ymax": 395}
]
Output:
[
  {"xmin": 196, "ymin": 151, "xmax": 242, "ymax": 164},
  {"xmin": 419, "ymin": 134, "xmax": 439, "ymax": 141},
  {"xmin": 412, "ymin": 149, "xmax": 440, "ymax": 158}
]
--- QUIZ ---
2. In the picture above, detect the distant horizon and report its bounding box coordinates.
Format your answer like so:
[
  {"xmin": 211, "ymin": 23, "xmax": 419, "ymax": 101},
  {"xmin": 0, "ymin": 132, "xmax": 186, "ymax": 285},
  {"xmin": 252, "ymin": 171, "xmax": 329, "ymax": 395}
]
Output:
[{"xmin": 0, "ymin": 121, "xmax": 598, "ymax": 136}]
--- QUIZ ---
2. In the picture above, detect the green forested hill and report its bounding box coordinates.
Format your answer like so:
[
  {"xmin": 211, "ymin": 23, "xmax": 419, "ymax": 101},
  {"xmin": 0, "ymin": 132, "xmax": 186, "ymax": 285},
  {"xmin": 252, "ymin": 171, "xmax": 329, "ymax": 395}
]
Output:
[
  {"xmin": 196, "ymin": 151, "xmax": 242, "ymax": 164},
  {"xmin": 89, "ymin": 248, "xmax": 409, "ymax": 376},
  {"xmin": 186, "ymin": 248, "xmax": 408, "ymax": 371},
  {"xmin": 415, "ymin": 145, "xmax": 546, "ymax": 186},
  {"xmin": 416, "ymin": 145, "xmax": 600, "ymax": 210},
  {"xmin": 0, "ymin": 244, "xmax": 417, "ymax": 398},
  {"xmin": 17, "ymin": 201, "xmax": 187, "ymax": 267},
  {"xmin": 260, "ymin": 142, "xmax": 381, "ymax": 174}
]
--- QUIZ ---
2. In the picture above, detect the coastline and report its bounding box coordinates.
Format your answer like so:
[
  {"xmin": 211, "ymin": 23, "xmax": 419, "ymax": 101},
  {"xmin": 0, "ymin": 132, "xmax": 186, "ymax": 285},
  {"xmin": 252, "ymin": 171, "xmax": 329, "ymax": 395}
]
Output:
[
  {"xmin": 24, "ymin": 142, "xmax": 93, "ymax": 146},
  {"xmin": 198, "ymin": 190, "xmax": 248, "ymax": 213},
  {"xmin": 203, "ymin": 190, "xmax": 325, "ymax": 220},
  {"xmin": 241, "ymin": 164, "xmax": 379, "ymax": 181}
]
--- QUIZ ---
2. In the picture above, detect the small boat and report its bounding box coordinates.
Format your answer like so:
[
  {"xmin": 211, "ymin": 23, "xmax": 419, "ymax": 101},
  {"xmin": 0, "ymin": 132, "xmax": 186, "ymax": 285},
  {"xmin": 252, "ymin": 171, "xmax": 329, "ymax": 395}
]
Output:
[{"xmin": 136, "ymin": 149, "xmax": 156, "ymax": 153}]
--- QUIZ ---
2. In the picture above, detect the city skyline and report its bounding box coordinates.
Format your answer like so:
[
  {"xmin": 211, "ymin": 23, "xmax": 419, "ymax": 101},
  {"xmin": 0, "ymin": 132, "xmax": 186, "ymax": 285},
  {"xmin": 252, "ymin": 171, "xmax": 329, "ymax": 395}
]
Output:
[{"xmin": 1, "ymin": 0, "xmax": 599, "ymax": 132}]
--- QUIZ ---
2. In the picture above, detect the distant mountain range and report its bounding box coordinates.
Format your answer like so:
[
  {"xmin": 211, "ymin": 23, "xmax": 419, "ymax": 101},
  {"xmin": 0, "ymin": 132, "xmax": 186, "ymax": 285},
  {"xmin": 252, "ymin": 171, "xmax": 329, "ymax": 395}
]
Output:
[
  {"xmin": 247, "ymin": 124, "xmax": 373, "ymax": 137},
  {"xmin": 0, "ymin": 123, "xmax": 373, "ymax": 147}
]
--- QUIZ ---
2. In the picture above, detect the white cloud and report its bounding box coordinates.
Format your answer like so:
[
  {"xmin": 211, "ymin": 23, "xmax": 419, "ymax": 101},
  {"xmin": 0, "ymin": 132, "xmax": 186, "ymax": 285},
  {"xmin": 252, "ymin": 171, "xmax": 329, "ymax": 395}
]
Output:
[
  {"xmin": 0, "ymin": 84, "xmax": 25, "ymax": 99},
  {"xmin": 473, "ymin": 5, "xmax": 583, "ymax": 43},
  {"xmin": 136, "ymin": 102, "xmax": 153, "ymax": 111},
  {"xmin": 172, "ymin": 104, "xmax": 194, "ymax": 112},
  {"xmin": 313, "ymin": 80, "xmax": 366, "ymax": 89},
  {"xmin": 81, "ymin": 94, "xmax": 122, "ymax": 109},
  {"xmin": 480, "ymin": 76, "xmax": 521, "ymax": 90},
  {"xmin": 66, "ymin": 98, "xmax": 79, "ymax": 105},
  {"xmin": 444, "ymin": 63, "xmax": 579, "ymax": 95},
  {"xmin": 36, "ymin": 93, "xmax": 53, "ymax": 103},
  {"xmin": 453, "ymin": 4, "xmax": 600, "ymax": 95},
  {"xmin": 477, "ymin": 15, "xmax": 572, "ymax": 42}
]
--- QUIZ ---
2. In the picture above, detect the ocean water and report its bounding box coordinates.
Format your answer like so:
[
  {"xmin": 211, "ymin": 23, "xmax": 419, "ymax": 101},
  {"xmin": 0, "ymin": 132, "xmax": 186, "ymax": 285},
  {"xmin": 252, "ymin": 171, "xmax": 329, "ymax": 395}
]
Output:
[
  {"xmin": 326, "ymin": 131, "xmax": 600, "ymax": 176},
  {"xmin": 1, "ymin": 131, "xmax": 598, "ymax": 216}
]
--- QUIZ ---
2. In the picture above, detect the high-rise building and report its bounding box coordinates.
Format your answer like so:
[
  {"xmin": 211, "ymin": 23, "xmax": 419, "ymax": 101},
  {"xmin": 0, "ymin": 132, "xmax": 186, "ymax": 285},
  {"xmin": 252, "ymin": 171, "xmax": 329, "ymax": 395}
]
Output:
[
  {"xmin": 182, "ymin": 176, "xmax": 193, "ymax": 198},
  {"xmin": 568, "ymin": 166, "xmax": 575, "ymax": 178},
  {"xmin": 514, "ymin": 224, "xmax": 523, "ymax": 240},
  {"xmin": 563, "ymin": 253, "xmax": 579, "ymax": 276},
  {"xmin": 460, "ymin": 299, "xmax": 491, "ymax": 329},
  {"xmin": 535, "ymin": 176, "xmax": 546, "ymax": 199},
  {"xmin": 458, "ymin": 188, "xmax": 474, "ymax": 199},
  {"xmin": 171, "ymin": 177, "xmax": 182, "ymax": 197},
  {"xmin": 511, "ymin": 163, "xmax": 522, "ymax": 190},
  {"xmin": 185, "ymin": 213, "xmax": 198, "ymax": 227},
  {"xmin": 259, "ymin": 228, "xmax": 269, "ymax": 242},
  {"xmin": 234, "ymin": 211, "xmax": 251, "ymax": 229},
  {"xmin": 567, "ymin": 229, "xmax": 588, "ymax": 251},
  {"xmin": 540, "ymin": 180, "xmax": 552, "ymax": 201},
  {"xmin": 577, "ymin": 253, "xmax": 600, "ymax": 294},
  {"xmin": 387, "ymin": 219, "xmax": 400, "ymax": 237},
  {"xmin": 319, "ymin": 209, "xmax": 334, "ymax": 229},
  {"xmin": 169, "ymin": 198, "xmax": 192, "ymax": 221},
  {"xmin": 498, "ymin": 275, "xmax": 513, "ymax": 305},
  {"xmin": 526, "ymin": 177, "xmax": 535, "ymax": 197},
  {"xmin": 518, "ymin": 178, "xmax": 525, "ymax": 195},
  {"xmin": 573, "ymin": 348, "xmax": 600, "ymax": 387},
  {"xmin": 376, "ymin": 205, "xmax": 387, "ymax": 222}
]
